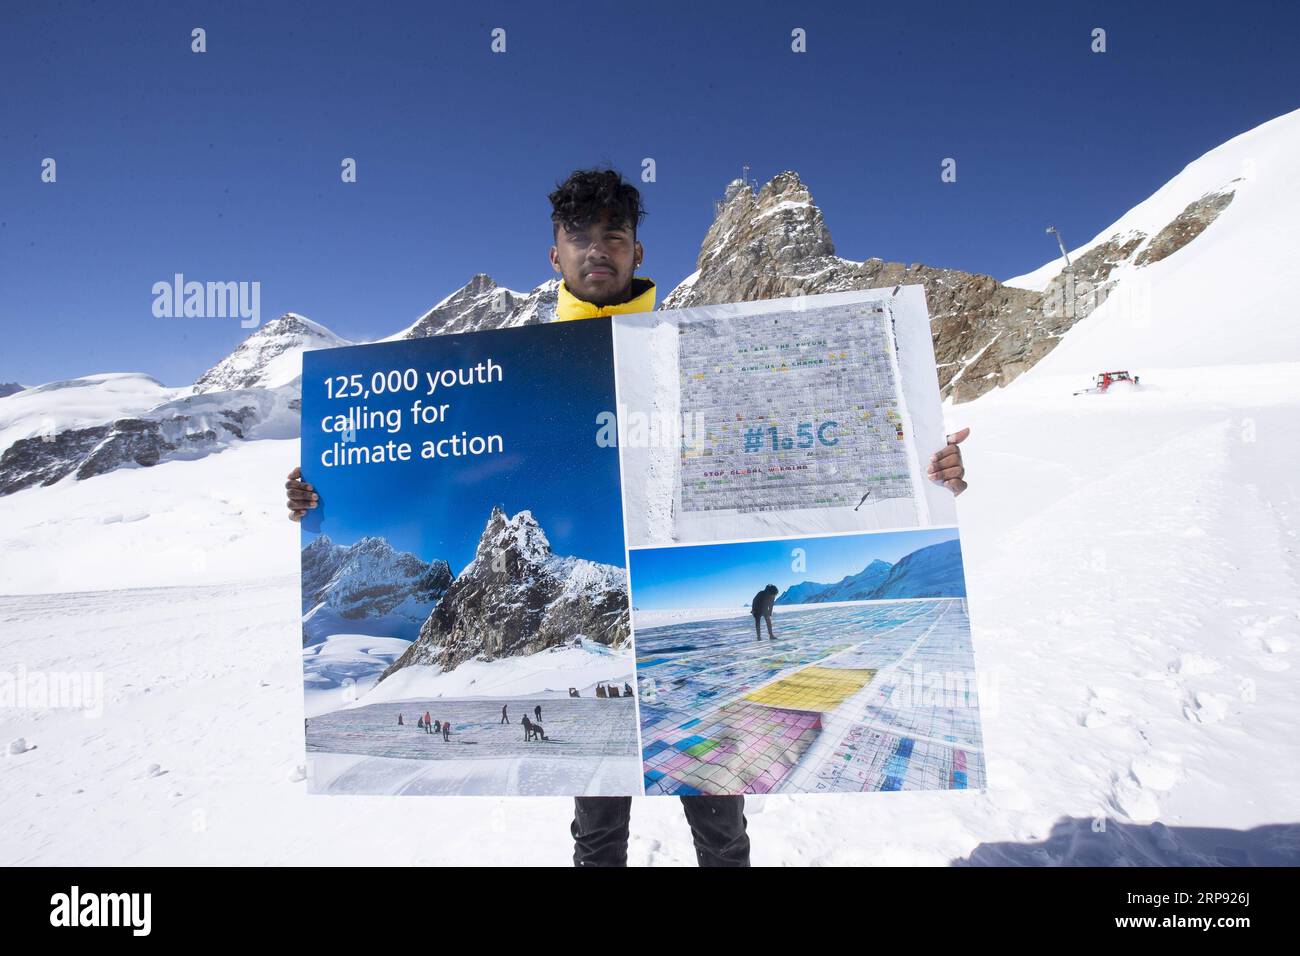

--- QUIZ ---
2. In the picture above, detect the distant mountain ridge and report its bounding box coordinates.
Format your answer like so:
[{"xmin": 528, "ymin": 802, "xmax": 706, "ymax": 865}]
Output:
[
  {"xmin": 301, "ymin": 533, "xmax": 452, "ymax": 647},
  {"xmin": 776, "ymin": 559, "xmax": 894, "ymax": 605},
  {"xmin": 775, "ymin": 539, "xmax": 966, "ymax": 604}
]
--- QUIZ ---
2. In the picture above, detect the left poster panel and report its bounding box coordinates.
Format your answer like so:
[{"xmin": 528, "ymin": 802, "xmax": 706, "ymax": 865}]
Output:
[{"xmin": 298, "ymin": 318, "xmax": 641, "ymax": 796}]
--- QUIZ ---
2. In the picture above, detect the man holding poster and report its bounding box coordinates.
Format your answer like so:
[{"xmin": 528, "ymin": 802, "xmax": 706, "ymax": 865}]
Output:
[{"xmin": 286, "ymin": 169, "xmax": 970, "ymax": 866}]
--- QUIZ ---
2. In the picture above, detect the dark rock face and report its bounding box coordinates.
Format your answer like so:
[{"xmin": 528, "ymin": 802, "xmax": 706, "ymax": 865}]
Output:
[
  {"xmin": 379, "ymin": 507, "xmax": 629, "ymax": 678},
  {"xmin": 0, "ymin": 383, "xmax": 24, "ymax": 399},
  {"xmin": 660, "ymin": 172, "xmax": 1053, "ymax": 403},
  {"xmin": 0, "ymin": 426, "xmax": 111, "ymax": 494},
  {"xmin": 1134, "ymin": 190, "xmax": 1235, "ymax": 267}
]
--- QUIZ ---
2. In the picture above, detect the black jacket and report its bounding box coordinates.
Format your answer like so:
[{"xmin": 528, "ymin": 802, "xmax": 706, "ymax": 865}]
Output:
[{"xmin": 751, "ymin": 589, "xmax": 776, "ymax": 617}]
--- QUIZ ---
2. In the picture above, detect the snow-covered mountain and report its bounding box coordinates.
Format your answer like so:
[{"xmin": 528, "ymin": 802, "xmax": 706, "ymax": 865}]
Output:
[
  {"xmin": 0, "ymin": 383, "xmax": 25, "ymax": 399},
  {"xmin": 380, "ymin": 506, "xmax": 629, "ymax": 677},
  {"xmin": 0, "ymin": 373, "xmax": 181, "ymax": 455},
  {"xmin": 775, "ymin": 541, "xmax": 966, "ymax": 604},
  {"xmin": 0, "ymin": 377, "xmax": 298, "ymax": 496},
  {"xmin": 193, "ymin": 313, "xmax": 351, "ymax": 393},
  {"xmin": 0, "ymin": 314, "xmax": 340, "ymax": 497},
  {"xmin": 300, "ymin": 534, "xmax": 452, "ymax": 646}
]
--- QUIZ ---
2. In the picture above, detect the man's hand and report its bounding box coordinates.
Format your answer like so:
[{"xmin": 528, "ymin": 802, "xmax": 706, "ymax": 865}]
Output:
[
  {"xmin": 926, "ymin": 426, "xmax": 969, "ymax": 497},
  {"xmin": 285, "ymin": 466, "xmax": 318, "ymax": 522}
]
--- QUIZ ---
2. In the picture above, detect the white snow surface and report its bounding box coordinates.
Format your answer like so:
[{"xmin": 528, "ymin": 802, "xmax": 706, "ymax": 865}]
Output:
[
  {"xmin": 0, "ymin": 438, "xmax": 296, "ymax": 594},
  {"xmin": 2, "ymin": 109, "xmax": 1300, "ymax": 865}
]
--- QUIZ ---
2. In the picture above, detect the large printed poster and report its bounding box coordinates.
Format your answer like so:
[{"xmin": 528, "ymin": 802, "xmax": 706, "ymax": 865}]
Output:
[
  {"xmin": 298, "ymin": 287, "xmax": 987, "ymax": 797},
  {"xmin": 299, "ymin": 318, "xmax": 641, "ymax": 796}
]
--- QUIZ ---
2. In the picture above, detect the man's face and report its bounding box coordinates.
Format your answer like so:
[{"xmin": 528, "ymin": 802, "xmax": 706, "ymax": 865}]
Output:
[{"xmin": 549, "ymin": 207, "xmax": 642, "ymax": 305}]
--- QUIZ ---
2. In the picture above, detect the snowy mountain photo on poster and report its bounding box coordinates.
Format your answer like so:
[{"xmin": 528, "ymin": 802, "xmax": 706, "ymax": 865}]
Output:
[{"xmin": 298, "ymin": 317, "xmax": 641, "ymax": 796}]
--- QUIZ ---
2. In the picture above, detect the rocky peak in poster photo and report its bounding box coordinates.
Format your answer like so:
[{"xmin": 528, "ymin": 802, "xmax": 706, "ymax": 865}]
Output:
[{"xmin": 379, "ymin": 506, "xmax": 630, "ymax": 677}]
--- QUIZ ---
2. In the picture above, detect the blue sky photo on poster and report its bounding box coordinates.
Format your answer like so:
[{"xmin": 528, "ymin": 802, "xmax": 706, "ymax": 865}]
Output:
[
  {"xmin": 629, "ymin": 527, "xmax": 984, "ymax": 797},
  {"xmin": 628, "ymin": 527, "xmax": 962, "ymax": 611}
]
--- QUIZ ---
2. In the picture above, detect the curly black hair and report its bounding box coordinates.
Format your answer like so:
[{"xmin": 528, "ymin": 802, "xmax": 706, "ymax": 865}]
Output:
[{"xmin": 549, "ymin": 168, "xmax": 646, "ymax": 238}]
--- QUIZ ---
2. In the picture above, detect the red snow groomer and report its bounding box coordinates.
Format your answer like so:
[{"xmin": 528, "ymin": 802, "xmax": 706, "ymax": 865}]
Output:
[{"xmin": 1074, "ymin": 370, "xmax": 1141, "ymax": 395}]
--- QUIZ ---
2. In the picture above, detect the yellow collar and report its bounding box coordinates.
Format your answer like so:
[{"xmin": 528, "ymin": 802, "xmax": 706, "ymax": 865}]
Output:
[{"xmin": 555, "ymin": 276, "xmax": 656, "ymax": 321}]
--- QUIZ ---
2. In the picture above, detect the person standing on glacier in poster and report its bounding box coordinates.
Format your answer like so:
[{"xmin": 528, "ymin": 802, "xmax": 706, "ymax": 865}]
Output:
[
  {"xmin": 284, "ymin": 168, "xmax": 970, "ymax": 865},
  {"xmin": 751, "ymin": 584, "xmax": 779, "ymax": 641}
]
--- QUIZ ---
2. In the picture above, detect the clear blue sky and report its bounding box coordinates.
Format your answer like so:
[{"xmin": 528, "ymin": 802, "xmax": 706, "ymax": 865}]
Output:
[
  {"xmin": 629, "ymin": 527, "xmax": 959, "ymax": 610},
  {"xmin": 3, "ymin": 0, "xmax": 1297, "ymax": 386}
]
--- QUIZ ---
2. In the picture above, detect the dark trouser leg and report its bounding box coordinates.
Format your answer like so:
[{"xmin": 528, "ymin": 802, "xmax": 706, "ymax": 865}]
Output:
[
  {"xmin": 765, "ymin": 613, "xmax": 774, "ymax": 639},
  {"xmin": 571, "ymin": 796, "xmax": 632, "ymax": 867},
  {"xmin": 754, "ymin": 615, "xmax": 761, "ymax": 640},
  {"xmin": 679, "ymin": 795, "xmax": 751, "ymax": 867}
]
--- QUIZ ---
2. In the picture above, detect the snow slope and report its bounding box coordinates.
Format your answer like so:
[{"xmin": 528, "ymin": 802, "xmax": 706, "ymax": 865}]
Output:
[
  {"xmin": 0, "ymin": 438, "xmax": 295, "ymax": 594},
  {"xmin": 4, "ymin": 355, "xmax": 1296, "ymax": 864},
  {"xmin": 1004, "ymin": 107, "xmax": 1300, "ymax": 377}
]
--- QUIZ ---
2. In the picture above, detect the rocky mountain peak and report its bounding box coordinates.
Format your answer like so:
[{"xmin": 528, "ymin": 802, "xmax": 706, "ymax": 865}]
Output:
[
  {"xmin": 662, "ymin": 170, "xmax": 1063, "ymax": 403},
  {"xmin": 474, "ymin": 505, "xmax": 552, "ymax": 569},
  {"xmin": 687, "ymin": 170, "xmax": 834, "ymax": 288},
  {"xmin": 379, "ymin": 508, "xmax": 629, "ymax": 676}
]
